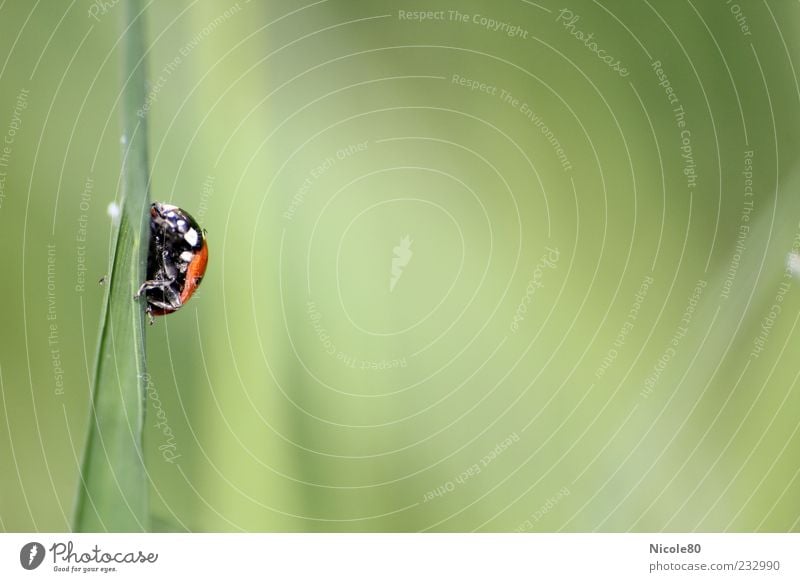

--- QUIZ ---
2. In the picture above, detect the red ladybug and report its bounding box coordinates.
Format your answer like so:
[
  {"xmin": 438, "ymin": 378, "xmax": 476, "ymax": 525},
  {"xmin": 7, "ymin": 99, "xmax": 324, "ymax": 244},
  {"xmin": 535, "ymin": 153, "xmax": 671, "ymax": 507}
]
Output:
[{"xmin": 136, "ymin": 202, "xmax": 208, "ymax": 319}]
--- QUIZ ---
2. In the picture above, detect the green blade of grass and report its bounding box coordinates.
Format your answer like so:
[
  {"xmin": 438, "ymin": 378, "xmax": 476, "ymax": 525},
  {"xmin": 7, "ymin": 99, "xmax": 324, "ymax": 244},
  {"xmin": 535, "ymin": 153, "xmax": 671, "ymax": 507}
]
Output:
[{"xmin": 73, "ymin": 0, "xmax": 150, "ymax": 532}]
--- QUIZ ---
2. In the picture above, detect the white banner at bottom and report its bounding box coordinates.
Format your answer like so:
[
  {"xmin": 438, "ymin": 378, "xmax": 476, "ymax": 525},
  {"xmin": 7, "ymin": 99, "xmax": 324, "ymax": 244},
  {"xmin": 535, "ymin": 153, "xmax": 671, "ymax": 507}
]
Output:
[{"xmin": 0, "ymin": 533, "xmax": 797, "ymax": 581}]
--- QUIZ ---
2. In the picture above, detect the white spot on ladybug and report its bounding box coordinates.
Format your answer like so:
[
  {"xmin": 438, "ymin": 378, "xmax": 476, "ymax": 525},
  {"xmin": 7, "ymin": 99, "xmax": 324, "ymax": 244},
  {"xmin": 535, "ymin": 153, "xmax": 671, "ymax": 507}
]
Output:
[
  {"xmin": 184, "ymin": 228, "xmax": 199, "ymax": 246},
  {"xmin": 180, "ymin": 250, "xmax": 194, "ymax": 262}
]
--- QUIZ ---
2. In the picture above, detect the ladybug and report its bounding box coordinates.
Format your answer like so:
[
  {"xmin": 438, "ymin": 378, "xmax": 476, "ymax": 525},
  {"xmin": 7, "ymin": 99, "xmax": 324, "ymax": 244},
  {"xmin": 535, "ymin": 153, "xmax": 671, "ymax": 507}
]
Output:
[{"xmin": 135, "ymin": 202, "xmax": 208, "ymax": 320}]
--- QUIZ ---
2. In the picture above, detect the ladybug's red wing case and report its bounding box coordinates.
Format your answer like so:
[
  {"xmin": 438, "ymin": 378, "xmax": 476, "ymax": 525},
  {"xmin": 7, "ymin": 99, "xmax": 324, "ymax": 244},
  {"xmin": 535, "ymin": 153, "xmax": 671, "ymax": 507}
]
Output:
[{"xmin": 179, "ymin": 239, "xmax": 209, "ymax": 305}]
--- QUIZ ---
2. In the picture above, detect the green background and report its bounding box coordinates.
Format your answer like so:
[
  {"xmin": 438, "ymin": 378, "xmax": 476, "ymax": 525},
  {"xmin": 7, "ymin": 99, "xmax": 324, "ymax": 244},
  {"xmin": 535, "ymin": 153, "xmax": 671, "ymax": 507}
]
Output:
[{"xmin": 2, "ymin": 0, "xmax": 800, "ymax": 531}]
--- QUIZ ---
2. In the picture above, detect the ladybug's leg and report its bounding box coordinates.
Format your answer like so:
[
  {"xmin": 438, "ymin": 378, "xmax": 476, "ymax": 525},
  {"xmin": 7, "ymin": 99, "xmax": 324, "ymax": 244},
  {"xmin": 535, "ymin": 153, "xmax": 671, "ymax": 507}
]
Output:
[
  {"xmin": 134, "ymin": 277, "xmax": 176, "ymax": 299},
  {"xmin": 137, "ymin": 281, "xmax": 183, "ymax": 311},
  {"xmin": 161, "ymin": 283, "xmax": 183, "ymax": 311}
]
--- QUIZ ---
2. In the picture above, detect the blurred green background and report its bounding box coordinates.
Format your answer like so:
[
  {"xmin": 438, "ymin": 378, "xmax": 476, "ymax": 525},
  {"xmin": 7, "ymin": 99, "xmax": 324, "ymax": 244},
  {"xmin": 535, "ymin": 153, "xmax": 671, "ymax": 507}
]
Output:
[{"xmin": 2, "ymin": 0, "xmax": 800, "ymax": 532}]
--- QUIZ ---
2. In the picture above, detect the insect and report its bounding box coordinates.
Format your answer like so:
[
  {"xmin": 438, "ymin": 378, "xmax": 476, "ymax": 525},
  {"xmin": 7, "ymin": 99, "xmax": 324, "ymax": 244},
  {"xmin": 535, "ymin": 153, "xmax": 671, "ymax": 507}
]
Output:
[{"xmin": 135, "ymin": 202, "xmax": 208, "ymax": 321}]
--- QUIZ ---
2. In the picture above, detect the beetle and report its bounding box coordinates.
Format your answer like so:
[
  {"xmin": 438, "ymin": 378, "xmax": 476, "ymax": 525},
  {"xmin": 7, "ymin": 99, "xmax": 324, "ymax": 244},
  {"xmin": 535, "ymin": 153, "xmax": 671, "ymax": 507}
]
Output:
[{"xmin": 135, "ymin": 202, "xmax": 208, "ymax": 321}]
